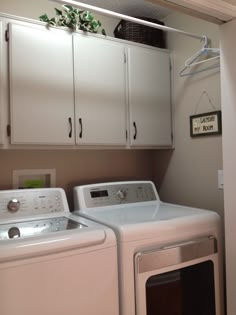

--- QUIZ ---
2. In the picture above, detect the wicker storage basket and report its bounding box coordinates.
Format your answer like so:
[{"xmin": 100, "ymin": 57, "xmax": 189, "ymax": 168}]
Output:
[{"xmin": 114, "ymin": 17, "xmax": 166, "ymax": 48}]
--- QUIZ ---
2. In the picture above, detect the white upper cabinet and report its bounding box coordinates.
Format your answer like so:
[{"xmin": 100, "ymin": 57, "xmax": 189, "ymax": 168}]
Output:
[
  {"xmin": 128, "ymin": 46, "xmax": 172, "ymax": 147},
  {"xmin": 73, "ymin": 34, "xmax": 127, "ymax": 146},
  {"xmin": 9, "ymin": 23, "xmax": 75, "ymax": 145},
  {"xmin": 4, "ymin": 15, "xmax": 172, "ymax": 148}
]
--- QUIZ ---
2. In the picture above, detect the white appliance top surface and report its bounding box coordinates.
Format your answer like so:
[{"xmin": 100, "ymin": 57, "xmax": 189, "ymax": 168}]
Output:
[
  {"xmin": 80, "ymin": 202, "xmax": 207, "ymax": 223},
  {"xmin": 78, "ymin": 202, "xmax": 219, "ymax": 242},
  {"xmin": 74, "ymin": 181, "xmax": 220, "ymax": 242}
]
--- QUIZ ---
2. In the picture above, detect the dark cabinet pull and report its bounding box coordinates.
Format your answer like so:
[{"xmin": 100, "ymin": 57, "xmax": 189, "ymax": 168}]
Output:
[
  {"xmin": 133, "ymin": 121, "xmax": 137, "ymax": 140},
  {"xmin": 79, "ymin": 118, "xmax": 83, "ymax": 138},
  {"xmin": 68, "ymin": 117, "xmax": 72, "ymax": 138}
]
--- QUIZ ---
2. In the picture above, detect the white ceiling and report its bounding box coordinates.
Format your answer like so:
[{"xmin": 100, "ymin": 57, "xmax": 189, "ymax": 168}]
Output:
[{"xmin": 80, "ymin": 0, "xmax": 172, "ymax": 19}]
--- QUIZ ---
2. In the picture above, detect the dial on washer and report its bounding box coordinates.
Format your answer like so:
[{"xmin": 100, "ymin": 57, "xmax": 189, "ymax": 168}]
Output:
[{"xmin": 7, "ymin": 199, "xmax": 20, "ymax": 212}]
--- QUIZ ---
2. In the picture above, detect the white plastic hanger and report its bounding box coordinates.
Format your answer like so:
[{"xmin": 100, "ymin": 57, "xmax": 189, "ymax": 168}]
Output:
[{"xmin": 180, "ymin": 36, "xmax": 220, "ymax": 77}]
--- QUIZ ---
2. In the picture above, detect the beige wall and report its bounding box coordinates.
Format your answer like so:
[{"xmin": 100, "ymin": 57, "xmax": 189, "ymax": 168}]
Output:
[
  {"xmin": 157, "ymin": 12, "xmax": 224, "ymax": 216},
  {"xmin": 223, "ymin": 0, "xmax": 236, "ymax": 5},
  {"xmin": 0, "ymin": 150, "xmax": 155, "ymax": 209}
]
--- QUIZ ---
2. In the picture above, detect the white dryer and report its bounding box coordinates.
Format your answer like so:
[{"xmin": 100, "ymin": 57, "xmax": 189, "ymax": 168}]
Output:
[
  {"xmin": 0, "ymin": 188, "xmax": 119, "ymax": 315},
  {"xmin": 73, "ymin": 181, "xmax": 224, "ymax": 315}
]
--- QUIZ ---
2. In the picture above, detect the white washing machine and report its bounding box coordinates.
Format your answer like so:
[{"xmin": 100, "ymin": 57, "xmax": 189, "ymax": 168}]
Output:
[
  {"xmin": 73, "ymin": 181, "xmax": 224, "ymax": 315},
  {"xmin": 0, "ymin": 188, "xmax": 119, "ymax": 315}
]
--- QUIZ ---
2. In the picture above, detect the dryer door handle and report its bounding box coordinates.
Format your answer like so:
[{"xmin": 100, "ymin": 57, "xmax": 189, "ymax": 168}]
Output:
[{"xmin": 135, "ymin": 236, "xmax": 217, "ymax": 273}]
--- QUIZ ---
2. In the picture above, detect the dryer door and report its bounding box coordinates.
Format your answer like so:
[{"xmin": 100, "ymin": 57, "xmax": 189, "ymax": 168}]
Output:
[{"xmin": 134, "ymin": 236, "xmax": 222, "ymax": 315}]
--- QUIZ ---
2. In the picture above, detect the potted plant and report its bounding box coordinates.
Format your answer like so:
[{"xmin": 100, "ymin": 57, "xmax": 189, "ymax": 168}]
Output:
[{"xmin": 39, "ymin": 4, "xmax": 106, "ymax": 35}]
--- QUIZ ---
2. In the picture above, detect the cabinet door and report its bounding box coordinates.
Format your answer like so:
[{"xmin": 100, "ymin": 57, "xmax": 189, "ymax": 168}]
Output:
[
  {"xmin": 73, "ymin": 34, "xmax": 127, "ymax": 146},
  {"xmin": 128, "ymin": 46, "xmax": 172, "ymax": 147},
  {"xmin": 9, "ymin": 23, "xmax": 74, "ymax": 145},
  {"xmin": 0, "ymin": 21, "xmax": 4, "ymax": 145}
]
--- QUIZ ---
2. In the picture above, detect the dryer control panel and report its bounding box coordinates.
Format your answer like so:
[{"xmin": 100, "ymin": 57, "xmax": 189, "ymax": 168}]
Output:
[
  {"xmin": 0, "ymin": 188, "xmax": 69, "ymax": 220},
  {"xmin": 74, "ymin": 181, "xmax": 159, "ymax": 209}
]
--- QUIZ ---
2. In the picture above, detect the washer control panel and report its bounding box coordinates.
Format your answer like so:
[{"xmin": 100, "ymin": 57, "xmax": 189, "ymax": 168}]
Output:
[
  {"xmin": 0, "ymin": 188, "xmax": 69, "ymax": 220},
  {"xmin": 75, "ymin": 181, "xmax": 158, "ymax": 209}
]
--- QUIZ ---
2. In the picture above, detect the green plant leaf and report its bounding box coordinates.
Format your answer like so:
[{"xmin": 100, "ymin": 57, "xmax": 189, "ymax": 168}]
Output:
[
  {"xmin": 66, "ymin": 12, "xmax": 73, "ymax": 19},
  {"xmin": 81, "ymin": 10, "xmax": 92, "ymax": 22},
  {"xmin": 49, "ymin": 17, "xmax": 57, "ymax": 26},
  {"xmin": 90, "ymin": 21, "xmax": 98, "ymax": 32},
  {"xmin": 63, "ymin": 4, "xmax": 74, "ymax": 12},
  {"xmin": 85, "ymin": 11, "xmax": 93, "ymax": 21},
  {"xmin": 39, "ymin": 14, "xmax": 50, "ymax": 22},
  {"xmin": 55, "ymin": 8, "xmax": 62, "ymax": 16},
  {"xmin": 73, "ymin": 8, "xmax": 80, "ymax": 15}
]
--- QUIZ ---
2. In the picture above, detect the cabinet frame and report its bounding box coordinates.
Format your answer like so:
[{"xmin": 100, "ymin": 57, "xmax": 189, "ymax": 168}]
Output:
[{"xmin": 0, "ymin": 12, "xmax": 173, "ymax": 149}]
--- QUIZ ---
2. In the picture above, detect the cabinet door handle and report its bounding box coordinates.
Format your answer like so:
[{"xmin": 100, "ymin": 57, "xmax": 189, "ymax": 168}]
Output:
[
  {"xmin": 79, "ymin": 118, "xmax": 83, "ymax": 138},
  {"xmin": 68, "ymin": 117, "xmax": 72, "ymax": 138},
  {"xmin": 133, "ymin": 121, "xmax": 137, "ymax": 140}
]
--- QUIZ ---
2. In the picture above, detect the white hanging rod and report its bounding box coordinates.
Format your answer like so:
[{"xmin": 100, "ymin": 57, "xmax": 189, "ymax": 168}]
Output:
[{"xmin": 49, "ymin": 0, "xmax": 207, "ymax": 42}]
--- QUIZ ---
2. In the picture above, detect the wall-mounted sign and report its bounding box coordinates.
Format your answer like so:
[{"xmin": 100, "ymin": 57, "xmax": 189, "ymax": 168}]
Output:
[{"xmin": 190, "ymin": 110, "xmax": 222, "ymax": 137}]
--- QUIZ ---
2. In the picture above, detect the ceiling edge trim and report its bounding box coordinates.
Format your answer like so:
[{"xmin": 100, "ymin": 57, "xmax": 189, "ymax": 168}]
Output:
[{"xmin": 148, "ymin": 0, "xmax": 236, "ymax": 23}]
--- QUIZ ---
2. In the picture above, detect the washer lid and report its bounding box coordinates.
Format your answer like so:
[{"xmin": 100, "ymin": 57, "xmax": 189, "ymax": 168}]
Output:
[
  {"xmin": 0, "ymin": 227, "xmax": 107, "ymax": 262},
  {"xmin": 78, "ymin": 202, "xmax": 220, "ymax": 242}
]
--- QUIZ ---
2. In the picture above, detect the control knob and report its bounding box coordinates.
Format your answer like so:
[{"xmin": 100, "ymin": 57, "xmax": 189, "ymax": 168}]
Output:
[
  {"xmin": 7, "ymin": 199, "xmax": 20, "ymax": 212},
  {"xmin": 116, "ymin": 189, "xmax": 126, "ymax": 200}
]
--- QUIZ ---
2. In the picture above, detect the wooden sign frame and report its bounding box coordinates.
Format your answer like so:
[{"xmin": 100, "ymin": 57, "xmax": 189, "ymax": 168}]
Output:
[{"xmin": 190, "ymin": 110, "xmax": 222, "ymax": 137}]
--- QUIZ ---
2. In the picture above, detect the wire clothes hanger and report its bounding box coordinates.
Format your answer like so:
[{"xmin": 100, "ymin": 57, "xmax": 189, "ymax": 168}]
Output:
[{"xmin": 179, "ymin": 36, "xmax": 220, "ymax": 77}]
